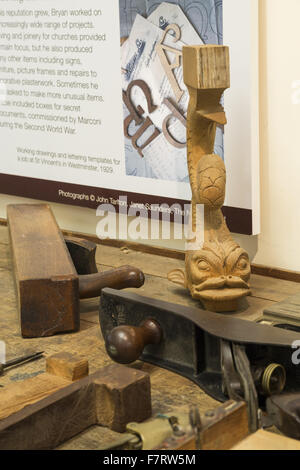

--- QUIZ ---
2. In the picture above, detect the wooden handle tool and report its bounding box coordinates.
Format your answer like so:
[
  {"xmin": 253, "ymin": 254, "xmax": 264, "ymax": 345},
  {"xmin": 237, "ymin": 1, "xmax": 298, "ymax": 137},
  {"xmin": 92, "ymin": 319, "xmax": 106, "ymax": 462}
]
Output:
[
  {"xmin": 79, "ymin": 265, "xmax": 144, "ymax": 299},
  {"xmin": 7, "ymin": 204, "xmax": 145, "ymax": 338}
]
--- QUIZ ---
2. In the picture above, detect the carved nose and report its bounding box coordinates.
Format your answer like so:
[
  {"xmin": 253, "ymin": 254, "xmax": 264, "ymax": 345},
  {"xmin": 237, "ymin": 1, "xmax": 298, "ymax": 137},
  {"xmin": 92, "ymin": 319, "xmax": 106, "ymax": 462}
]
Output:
[
  {"xmin": 225, "ymin": 276, "xmax": 249, "ymax": 289},
  {"xmin": 226, "ymin": 275, "xmax": 236, "ymax": 284}
]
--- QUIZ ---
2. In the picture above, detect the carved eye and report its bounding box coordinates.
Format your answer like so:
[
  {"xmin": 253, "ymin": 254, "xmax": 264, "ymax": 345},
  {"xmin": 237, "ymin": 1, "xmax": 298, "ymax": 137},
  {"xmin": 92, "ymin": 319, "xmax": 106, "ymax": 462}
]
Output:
[
  {"xmin": 236, "ymin": 257, "xmax": 249, "ymax": 271},
  {"xmin": 197, "ymin": 260, "xmax": 211, "ymax": 271}
]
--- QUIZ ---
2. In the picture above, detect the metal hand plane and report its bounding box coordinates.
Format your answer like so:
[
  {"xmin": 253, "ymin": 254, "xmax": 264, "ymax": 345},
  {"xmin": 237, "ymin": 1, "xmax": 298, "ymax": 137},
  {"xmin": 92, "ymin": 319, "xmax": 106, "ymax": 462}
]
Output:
[{"xmin": 99, "ymin": 289, "xmax": 300, "ymax": 433}]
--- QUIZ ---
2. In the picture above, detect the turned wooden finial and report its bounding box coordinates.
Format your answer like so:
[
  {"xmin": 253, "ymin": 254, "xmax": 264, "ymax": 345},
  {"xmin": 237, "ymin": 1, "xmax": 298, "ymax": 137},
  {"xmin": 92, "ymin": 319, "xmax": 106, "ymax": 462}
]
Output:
[{"xmin": 168, "ymin": 45, "xmax": 251, "ymax": 313}]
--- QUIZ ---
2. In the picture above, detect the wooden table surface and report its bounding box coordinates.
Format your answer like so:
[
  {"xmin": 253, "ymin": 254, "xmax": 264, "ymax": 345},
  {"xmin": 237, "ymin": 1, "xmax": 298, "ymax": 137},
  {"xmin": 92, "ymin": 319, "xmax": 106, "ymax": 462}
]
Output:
[{"xmin": 1, "ymin": 224, "xmax": 299, "ymax": 449}]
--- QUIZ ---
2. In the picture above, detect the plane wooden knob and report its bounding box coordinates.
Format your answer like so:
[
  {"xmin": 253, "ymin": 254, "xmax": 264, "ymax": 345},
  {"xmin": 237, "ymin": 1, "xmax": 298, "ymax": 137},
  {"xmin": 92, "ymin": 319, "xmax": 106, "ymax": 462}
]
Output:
[{"xmin": 105, "ymin": 319, "xmax": 162, "ymax": 364}]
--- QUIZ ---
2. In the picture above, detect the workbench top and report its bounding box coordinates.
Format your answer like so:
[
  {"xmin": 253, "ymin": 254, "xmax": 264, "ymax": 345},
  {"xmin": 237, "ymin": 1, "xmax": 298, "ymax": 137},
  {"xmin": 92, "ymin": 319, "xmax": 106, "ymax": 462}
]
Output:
[{"xmin": 0, "ymin": 224, "xmax": 299, "ymax": 449}]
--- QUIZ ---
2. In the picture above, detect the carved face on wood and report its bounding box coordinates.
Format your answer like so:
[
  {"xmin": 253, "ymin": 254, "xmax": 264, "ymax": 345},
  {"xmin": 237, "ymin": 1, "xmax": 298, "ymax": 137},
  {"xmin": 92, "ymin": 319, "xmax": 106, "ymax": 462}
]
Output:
[{"xmin": 168, "ymin": 239, "xmax": 251, "ymax": 311}]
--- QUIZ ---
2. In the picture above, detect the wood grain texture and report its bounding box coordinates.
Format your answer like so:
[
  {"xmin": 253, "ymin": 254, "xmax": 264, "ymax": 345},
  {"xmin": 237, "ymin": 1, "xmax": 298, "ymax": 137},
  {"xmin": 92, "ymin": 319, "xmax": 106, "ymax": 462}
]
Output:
[
  {"xmin": 94, "ymin": 244, "xmax": 300, "ymax": 305},
  {"xmin": 7, "ymin": 204, "xmax": 79, "ymax": 338},
  {"xmin": 250, "ymin": 275, "xmax": 300, "ymax": 302},
  {"xmin": 200, "ymin": 401, "xmax": 249, "ymax": 450},
  {"xmin": 46, "ymin": 352, "xmax": 89, "ymax": 381},
  {"xmin": 263, "ymin": 292, "xmax": 300, "ymax": 326},
  {"xmin": 167, "ymin": 46, "xmax": 251, "ymax": 313},
  {"xmin": 182, "ymin": 45, "xmax": 230, "ymax": 90},
  {"xmin": 6, "ymin": 206, "xmax": 144, "ymax": 338},
  {"xmin": 56, "ymin": 425, "xmax": 123, "ymax": 450},
  {"xmin": 78, "ymin": 274, "xmax": 272, "ymax": 327},
  {"xmin": 0, "ymin": 352, "xmax": 90, "ymax": 421},
  {"xmin": 0, "ymin": 225, "xmax": 298, "ymax": 449},
  {"xmin": 96, "ymin": 246, "xmax": 271, "ymax": 321},
  {"xmin": 7, "ymin": 205, "xmax": 77, "ymax": 279},
  {"xmin": 252, "ymin": 264, "xmax": 300, "ymax": 284},
  {"xmin": 3, "ymin": 216, "xmax": 300, "ymax": 283},
  {"xmin": 3, "ymin": 218, "xmax": 300, "ymax": 283},
  {"xmin": 0, "ymin": 244, "xmax": 12, "ymax": 270},
  {"xmin": 231, "ymin": 429, "xmax": 300, "ymax": 450},
  {"xmin": 0, "ymin": 378, "xmax": 96, "ymax": 450},
  {"xmin": 95, "ymin": 244, "xmax": 183, "ymax": 279},
  {"xmin": 0, "ymin": 373, "xmax": 70, "ymax": 420},
  {"xmin": 94, "ymin": 364, "xmax": 151, "ymax": 432},
  {"xmin": 0, "ymin": 364, "xmax": 151, "ymax": 449},
  {"xmin": 0, "ymin": 223, "xmax": 9, "ymax": 245}
]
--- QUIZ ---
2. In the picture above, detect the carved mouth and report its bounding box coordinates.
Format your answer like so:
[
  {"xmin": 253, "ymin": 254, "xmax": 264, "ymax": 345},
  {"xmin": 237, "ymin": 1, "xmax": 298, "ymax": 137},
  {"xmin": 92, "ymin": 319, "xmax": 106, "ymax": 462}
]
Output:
[
  {"xmin": 194, "ymin": 276, "xmax": 249, "ymax": 292},
  {"xmin": 193, "ymin": 286, "xmax": 250, "ymax": 301}
]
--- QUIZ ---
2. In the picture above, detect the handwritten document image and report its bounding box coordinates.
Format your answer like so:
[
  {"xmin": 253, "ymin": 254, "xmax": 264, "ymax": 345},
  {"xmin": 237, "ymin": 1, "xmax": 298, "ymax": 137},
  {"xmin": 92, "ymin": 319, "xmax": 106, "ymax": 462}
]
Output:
[{"xmin": 119, "ymin": 1, "xmax": 223, "ymax": 182}]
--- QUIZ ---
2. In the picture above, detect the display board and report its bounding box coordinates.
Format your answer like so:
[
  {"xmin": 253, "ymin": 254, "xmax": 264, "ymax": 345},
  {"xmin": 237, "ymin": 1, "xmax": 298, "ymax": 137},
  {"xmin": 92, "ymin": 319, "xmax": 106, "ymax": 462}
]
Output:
[{"xmin": 0, "ymin": 0, "xmax": 259, "ymax": 235}]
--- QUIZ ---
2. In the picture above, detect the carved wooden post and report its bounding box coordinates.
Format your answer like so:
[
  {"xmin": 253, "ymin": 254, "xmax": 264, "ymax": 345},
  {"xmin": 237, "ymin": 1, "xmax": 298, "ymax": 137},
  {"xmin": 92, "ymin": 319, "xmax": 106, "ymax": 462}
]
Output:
[{"xmin": 168, "ymin": 46, "xmax": 251, "ymax": 312}]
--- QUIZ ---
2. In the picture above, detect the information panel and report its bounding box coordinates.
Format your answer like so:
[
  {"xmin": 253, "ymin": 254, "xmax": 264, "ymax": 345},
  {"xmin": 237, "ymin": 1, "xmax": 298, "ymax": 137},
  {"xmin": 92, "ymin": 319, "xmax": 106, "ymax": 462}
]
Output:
[{"xmin": 0, "ymin": 0, "xmax": 259, "ymax": 235}]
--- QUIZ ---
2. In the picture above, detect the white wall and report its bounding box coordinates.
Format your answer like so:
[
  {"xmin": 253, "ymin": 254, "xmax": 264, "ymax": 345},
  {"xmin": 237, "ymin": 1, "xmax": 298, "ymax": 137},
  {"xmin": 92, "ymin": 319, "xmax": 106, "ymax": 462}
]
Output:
[
  {"xmin": 0, "ymin": 0, "xmax": 300, "ymax": 270},
  {"xmin": 253, "ymin": 0, "xmax": 300, "ymax": 271}
]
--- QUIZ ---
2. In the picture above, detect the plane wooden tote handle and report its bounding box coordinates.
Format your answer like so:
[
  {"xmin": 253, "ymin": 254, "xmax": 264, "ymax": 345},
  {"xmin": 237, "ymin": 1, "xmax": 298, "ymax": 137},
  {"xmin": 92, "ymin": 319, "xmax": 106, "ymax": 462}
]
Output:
[
  {"xmin": 79, "ymin": 266, "xmax": 145, "ymax": 299},
  {"xmin": 105, "ymin": 319, "xmax": 162, "ymax": 364}
]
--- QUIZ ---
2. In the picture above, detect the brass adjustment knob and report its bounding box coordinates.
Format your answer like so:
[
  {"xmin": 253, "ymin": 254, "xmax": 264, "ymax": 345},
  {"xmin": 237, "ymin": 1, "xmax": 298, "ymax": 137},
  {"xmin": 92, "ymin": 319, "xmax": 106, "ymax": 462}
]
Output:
[
  {"xmin": 252, "ymin": 363, "xmax": 286, "ymax": 397},
  {"xmin": 261, "ymin": 363, "xmax": 286, "ymax": 396},
  {"xmin": 105, "ymin": 319, "xmax": 162, "ymax": 364}
]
